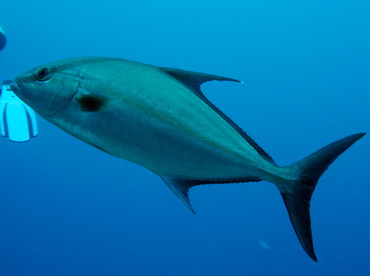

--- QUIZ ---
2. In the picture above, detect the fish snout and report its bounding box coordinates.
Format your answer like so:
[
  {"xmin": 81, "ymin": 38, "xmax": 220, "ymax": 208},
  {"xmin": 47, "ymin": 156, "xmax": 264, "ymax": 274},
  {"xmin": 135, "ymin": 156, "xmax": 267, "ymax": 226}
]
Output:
[{"xmin": 10, "ymin": 79, "xmax": 22, "ymax": 95}]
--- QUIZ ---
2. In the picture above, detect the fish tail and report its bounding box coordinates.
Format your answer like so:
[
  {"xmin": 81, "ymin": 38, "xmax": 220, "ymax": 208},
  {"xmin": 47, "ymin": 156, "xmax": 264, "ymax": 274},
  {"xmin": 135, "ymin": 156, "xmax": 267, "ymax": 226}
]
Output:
[{"xmin": 278, "ymin": 133, "xmax": 365, "ymax": 261}]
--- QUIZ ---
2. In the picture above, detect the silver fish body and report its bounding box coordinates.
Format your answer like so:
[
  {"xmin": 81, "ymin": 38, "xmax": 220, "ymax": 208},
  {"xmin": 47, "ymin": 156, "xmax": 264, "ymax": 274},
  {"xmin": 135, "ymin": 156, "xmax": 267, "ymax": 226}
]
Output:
[{"xmin": 11, "ymin": 57, "xmax": 365, "ymax": 261}]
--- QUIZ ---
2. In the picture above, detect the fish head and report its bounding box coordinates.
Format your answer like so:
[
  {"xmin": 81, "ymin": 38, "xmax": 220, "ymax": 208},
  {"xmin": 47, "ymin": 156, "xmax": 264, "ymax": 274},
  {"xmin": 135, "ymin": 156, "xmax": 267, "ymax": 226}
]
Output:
[{"xmin": 11, "ymin": 58, "xmax": 81, "ymax": 117}]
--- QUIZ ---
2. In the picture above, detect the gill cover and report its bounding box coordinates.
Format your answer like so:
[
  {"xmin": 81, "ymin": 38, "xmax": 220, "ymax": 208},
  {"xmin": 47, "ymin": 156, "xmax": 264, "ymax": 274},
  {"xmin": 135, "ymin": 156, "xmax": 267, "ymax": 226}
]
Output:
[{"xmin": 12, "ymin": 60, "xmax": 81, "ymax": 117}]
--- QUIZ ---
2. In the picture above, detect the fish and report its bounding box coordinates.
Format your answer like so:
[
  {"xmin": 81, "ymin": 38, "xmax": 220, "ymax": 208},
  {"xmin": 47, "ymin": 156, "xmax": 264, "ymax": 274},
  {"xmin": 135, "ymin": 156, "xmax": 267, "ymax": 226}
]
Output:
[{"xmin": 10, "ymin": 57, "xmax": 365, "ymax": 261}]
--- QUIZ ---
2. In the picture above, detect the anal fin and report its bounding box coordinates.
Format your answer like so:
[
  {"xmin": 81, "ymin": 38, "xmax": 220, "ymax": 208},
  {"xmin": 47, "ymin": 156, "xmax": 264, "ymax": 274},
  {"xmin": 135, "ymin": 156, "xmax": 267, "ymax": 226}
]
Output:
[
  {"xmin": 160, "ymin": 176, "xmax": 262, "ymax": 214},
  {"xmin": 161, "ymin": 177, "xmax": 196, "ymax": 214}
]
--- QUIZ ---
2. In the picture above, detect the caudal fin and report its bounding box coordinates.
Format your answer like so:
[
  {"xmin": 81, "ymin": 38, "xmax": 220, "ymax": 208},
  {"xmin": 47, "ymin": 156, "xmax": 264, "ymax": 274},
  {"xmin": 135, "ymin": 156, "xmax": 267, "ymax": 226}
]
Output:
[{"xmin": 280, "ymin": 133, "xmax": 365, "ymax": 261}]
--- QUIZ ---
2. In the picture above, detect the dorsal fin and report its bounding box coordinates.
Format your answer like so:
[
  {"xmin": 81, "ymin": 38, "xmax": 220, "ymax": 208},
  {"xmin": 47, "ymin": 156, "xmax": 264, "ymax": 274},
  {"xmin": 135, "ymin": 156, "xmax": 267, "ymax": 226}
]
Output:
[
  {"xmin": 160, "ymin": 67, "xmax": 276, "ymax": 165},
  {"xmin": 161, "ymin": 67, "xmax": 241, "ymax": 92}
]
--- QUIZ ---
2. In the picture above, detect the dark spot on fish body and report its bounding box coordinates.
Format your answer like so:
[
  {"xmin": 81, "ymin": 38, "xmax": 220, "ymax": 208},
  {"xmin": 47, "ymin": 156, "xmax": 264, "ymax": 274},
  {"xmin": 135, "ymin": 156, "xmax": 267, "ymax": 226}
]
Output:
[{"xmin": 76, "ymin": 94, "xmax": 108, "ymax": 112}]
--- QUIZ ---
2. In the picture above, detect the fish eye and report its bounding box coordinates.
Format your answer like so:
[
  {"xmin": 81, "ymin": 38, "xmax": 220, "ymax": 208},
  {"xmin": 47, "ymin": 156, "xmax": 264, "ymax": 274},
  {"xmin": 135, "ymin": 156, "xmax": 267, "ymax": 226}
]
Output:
[{"xmin": 36, "ymin": 67, "xmax": 52, "ymax": 82}]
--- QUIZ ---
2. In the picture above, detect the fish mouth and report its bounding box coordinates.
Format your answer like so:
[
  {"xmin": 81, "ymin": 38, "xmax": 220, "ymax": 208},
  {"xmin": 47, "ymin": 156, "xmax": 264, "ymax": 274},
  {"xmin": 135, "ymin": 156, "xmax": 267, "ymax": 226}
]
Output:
[{"xmin": 10, "ymin": 79, "xmax": 23, "ymax": 96}]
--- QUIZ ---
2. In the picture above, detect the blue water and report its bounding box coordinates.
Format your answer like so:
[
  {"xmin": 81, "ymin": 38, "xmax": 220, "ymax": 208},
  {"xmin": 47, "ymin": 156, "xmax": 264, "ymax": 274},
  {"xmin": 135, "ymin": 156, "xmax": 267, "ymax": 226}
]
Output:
[{"xmin": 0, "ymin": 1, "xmax": 369, "ymax": 275}]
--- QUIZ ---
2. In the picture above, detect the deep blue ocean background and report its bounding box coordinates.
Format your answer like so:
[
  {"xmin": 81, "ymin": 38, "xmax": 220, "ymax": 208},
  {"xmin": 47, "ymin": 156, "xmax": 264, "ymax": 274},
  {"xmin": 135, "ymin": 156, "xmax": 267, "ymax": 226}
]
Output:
[{"xmin": 0, "ymin": 1, "xmax": 369, "ymax": 275}]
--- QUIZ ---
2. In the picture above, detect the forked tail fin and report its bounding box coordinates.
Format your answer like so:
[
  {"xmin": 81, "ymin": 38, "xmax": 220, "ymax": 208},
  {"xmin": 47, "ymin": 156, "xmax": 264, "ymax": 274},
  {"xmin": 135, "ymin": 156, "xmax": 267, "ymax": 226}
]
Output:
[{"xmin": 280, "ymin": 133, "xmax": 365, "ymax": 261}]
